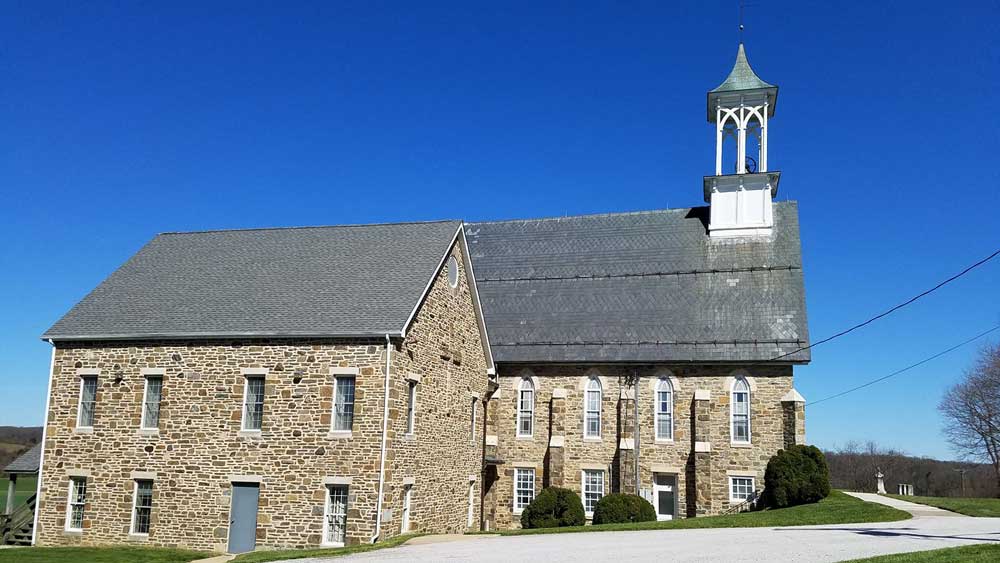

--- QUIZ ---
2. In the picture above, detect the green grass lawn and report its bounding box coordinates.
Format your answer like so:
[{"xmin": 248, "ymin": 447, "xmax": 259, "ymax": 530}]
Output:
[
  {"xmin": 843, "ymin": 544, "xmax": 1000, "ymax": 562},
  {"xmin": 886, "ymin": 494, "xmax": 1000, "ymax": 518},
  {"xmin": 231, "ymin": 533, "xmax": 423, "ymax": 562},
  {"xmin": 0, "ymin": 474, "xmax": 37, "ymax": 512},
  {"xmin": 0, "ymin": 546, "xmax": 211, "ymax": 563},
  {"xmin": 478, "ymin": 490, "xmax": 910, "ymax": 536}
]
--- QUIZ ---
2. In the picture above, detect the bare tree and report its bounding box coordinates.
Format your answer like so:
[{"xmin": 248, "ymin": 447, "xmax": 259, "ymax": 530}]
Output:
[{"xmin": 939, "ymin": 342, "xmax": 1000, "ymax": 498}]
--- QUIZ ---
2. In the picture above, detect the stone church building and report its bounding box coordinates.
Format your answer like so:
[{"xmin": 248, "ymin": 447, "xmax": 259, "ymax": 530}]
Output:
[{"xmin": 33, "ymin": 44, "xmax": 809, "ymax": 552}]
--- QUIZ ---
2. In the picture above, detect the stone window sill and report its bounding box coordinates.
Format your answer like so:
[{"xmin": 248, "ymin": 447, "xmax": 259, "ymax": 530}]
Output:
[
  {"xmin": 402, "ymin": 433, "xmax": 415, "ymax": 442},
  {"xmin": 730, "ymin": 441, "xmax": 753, "ymax": 448},
  {"xmin": 128, "ymin": 533, "xmax": 150, "ymax": 541},
  {"xmin": 321, "ymin": 542, "xmax": 345, "ymax": 548},
  {"xmin": 63, "ymin": 529, "xmax": 83, "ymax": 536},
  {"xmin": 137, "ymin": 428, "xmax": 159, "ymax": 437},
  {"xmin": 327, "ymin": 431, "xmax": 353, "ymax": 440},
  {"xmin": 239, "ymin": 430, "xmax": 263, "ymax": 439},
  {"xmin": 654, "ymin": 438, "xmax": 674, "ymax": 445},
  {"xmin": 515, "ymin": 435, "xmax": 534, "ymax": 441},
  {"xmin": 73, "ymin": 427, "xmax": 94, "ymax": 434},
  {"xmin": 583, "ymin": 437, "xmax": 602, "ymax": 444}
]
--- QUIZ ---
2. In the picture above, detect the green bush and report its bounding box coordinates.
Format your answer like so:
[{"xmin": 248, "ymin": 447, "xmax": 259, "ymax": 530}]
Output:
[
  {"xmin": 762, "ymin": 444, "xmax": 832, "ymax": 509},
  {"xmin": 520, "ymin": 487, "xmax": 586, "ymax": 529},
  {"xmin": 591, "ymin": 493, "xmax": 657, "ymax": 525}
]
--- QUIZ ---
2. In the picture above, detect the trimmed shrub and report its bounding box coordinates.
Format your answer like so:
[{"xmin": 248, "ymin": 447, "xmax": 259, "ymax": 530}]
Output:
[
  {"xmin": 592, "ymin": 493, "xmax": 657, "ymax": 525},
  {"xmin": 762, "ymin": 444, "xmax": 832, "ymax": 509},
  {"xmin": 520, "ymin": 487, "xmax": 586, "ymax": 529}
]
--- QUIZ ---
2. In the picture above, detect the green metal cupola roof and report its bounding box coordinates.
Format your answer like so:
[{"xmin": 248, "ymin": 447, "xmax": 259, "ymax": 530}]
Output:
[{"xmin": 707, "ymin": 43, "xmax": 778, "ymax": 121}]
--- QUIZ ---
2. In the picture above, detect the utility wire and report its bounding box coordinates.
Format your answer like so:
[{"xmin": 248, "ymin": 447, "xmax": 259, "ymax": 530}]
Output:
[
  {"xmin": 806, "ymin": 324, "xmax": 1000, "ymax": 407},
  {"xmin": 771, "ymin": 248, "xmax": 1000, "ymax": 361}
]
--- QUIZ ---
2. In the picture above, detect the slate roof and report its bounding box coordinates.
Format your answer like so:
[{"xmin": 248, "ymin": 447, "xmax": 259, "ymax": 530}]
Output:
[
  {"xmin": 4, "ymin": 443, "xmax": 41, "ymax": 474},
  {"xmin": 43, "ymin": 221, "xmax": 462, "ymax": 340},
  {"xmin": 466, "ymin": 201, "xmax": 809, "ymax": 364}
]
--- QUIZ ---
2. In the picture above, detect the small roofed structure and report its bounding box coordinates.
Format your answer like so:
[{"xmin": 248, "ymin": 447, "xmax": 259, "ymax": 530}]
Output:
[{"xmin": 2, "ymin": 443, "xmax": 39, "ymax": 545}]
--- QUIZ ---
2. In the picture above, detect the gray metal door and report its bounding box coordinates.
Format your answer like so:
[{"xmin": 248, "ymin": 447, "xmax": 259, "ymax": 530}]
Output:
[{"xmin": 228, "ymin": 483, "xmax": 260, "ymax": 554}]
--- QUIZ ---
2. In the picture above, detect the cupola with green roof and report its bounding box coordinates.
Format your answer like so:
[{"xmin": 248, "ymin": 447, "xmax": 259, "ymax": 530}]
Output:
[{"xmin": 703, "ymin": 42, "xmax": 782, "ymax": 238}]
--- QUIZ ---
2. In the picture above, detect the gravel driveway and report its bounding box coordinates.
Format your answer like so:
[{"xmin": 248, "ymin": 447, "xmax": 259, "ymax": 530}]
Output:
[{"xmin": 295, "ymin": 494, "xmax": 1000, "ymax": 562}]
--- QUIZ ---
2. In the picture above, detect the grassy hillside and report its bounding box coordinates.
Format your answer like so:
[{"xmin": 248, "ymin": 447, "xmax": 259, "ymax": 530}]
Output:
[{"xmin": 0, "ymin": 474, "xmax": 37, "ymax": 511}]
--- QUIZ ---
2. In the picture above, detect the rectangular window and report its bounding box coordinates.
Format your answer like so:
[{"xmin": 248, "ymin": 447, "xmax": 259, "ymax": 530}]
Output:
[
  {"xmin": 401, "ymin": 484, "xmax": 413, "ymax": 533},
  {"xmin": 470, "ymin": 398, "xmax": 478, "ymax": 442},
  {"xmin": 141, "ymin": 376, "xmax": 163, "ymax": 430},
  {"xmin": 131, "ymin": 480, "xmax": 154, "ymax": 535},
  {"xmin": 730, "ymin": 476, "xmax": 755, "ymax": 502},
  {"xmin": 513, "ymin": 468, "xmax": 535, "ymax": 513},
  {"xmin": 242, "ymin": 376, "xmax": 265, "ymax": 431},
  {"xmin": 585, "ymin": 388, "xmax": 601, "ymax": 438},
  {"xmin": 517, "ymin": 385, "xmax": 533, "ymax": 437},
  {"xmin": 405, "ymin": 381, "xmax": 416, "ymax": 435},
  {"xmin": 324, "ymin": 485, "xmax": 348, "ymax": 546},
  {"xmin": 582, "ymin": 469, "xmax": 604, "ymax": 514},
  {"xmin": 66, "ymin": 477, "xmax": 87, "ymax": 531},
  {"xmin": 655, "ymin": 387, "xmax": 673, "ymax": 440},
  {"xmin": 333, "ymin": 376, "xmax": 356, "ymax": 432},
  {"xmin": 732, "ymin": 399, "xmax": 749, "ymax": 443},
  {"xmin": 77, "ymin": 376, "xmax": 98, "ymax": 428}
]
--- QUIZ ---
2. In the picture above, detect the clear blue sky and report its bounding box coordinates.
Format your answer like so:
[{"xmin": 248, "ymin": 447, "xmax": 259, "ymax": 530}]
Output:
[{"xmin": 2, "ymin": 2, "xmax": 998, "ymax": 460}]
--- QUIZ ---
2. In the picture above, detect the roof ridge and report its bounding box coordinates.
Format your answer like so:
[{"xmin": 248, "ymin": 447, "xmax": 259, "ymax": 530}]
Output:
[
  {"xmin": 468, "ymin": 207, "xmax": 699, "ymax": 226},
  {"xmin": 158, "ymin": 219, "xmax": 462, "ymax": 236}
]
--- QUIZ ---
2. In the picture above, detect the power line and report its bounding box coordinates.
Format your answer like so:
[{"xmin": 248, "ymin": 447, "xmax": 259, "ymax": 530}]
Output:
[
  {"xmin": 771, "ymin": 248, "xmax": 1000, "ymax": 361},
  {"xmin": 806, "ymin": 324, "xmax": 1000, "ymax": 407}
]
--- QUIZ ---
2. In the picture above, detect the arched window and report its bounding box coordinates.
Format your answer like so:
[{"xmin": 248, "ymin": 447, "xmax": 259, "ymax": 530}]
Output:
[
  {"xmin": 655, "ymin": 378, "xmax": 673, "ymax": 441},
  {"xmin": 731, "ymin": 378, "xmax": 751, "ymax": 443},
  {"xmin": 517, "ymin": 378, "xmax": 534, "ymax": 437},
  {"xmin": 584, "ymin": 377, "xmax": 602, "ymax": 438}
]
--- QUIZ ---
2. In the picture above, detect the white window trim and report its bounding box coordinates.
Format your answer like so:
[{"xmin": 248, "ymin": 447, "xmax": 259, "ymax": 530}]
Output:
[
  {"xmin": 321, "ymin": 483, "xmax": 349, "ymax": 547},
  {"xmin": 730, "ymin": 376, "xmax": 752, "ymax": 445},
  {"xmin": 447, "ymin": 255, "xmax": 460, "ymax": 289},
  {"xmin": 65, "ymin": 476, "xmax": 86, "ymax": 532},
  {"xmin": 470, "ymin": 397, "xmax": 478, "ymax": 443},
  {"xmin": 76, "ymin": 374, "xmax": 98, "ymax": 430},
  {"xmin": 405, "ymin": 380, "xmax": 417, "ymax": 437},
  {"xmin": 240, "ymin": 374, "xmax": 265, "ymax": 432},
  {"xmin": 330, "ymin": 373, "xmax": 356, "ymax": 436},
  {"xmin": 583, "ymin": 377, "xmax": 602, "ymax": 440},
  {"xmin": 512, "ymin": 467, "xmax": 535, "ymax": 515},
  {"xmin": 129, "ymin": 479, "xmax": 153, "ymax": 536},
  {"xmin": 654, "ymin": 377, "xmax": 674, "ymax": 442},
  {"xmin": 140, "ymin": 375, "xmax": 162, "ymax": 431},
  {"xmin": 728, "ymin": 475, "xmax": 756, "ymax": 503},
  {"xmin": 581, "ymin": 469, "xmax": 605, "ymax": 516},
  {"xmin": 516, "ymin": 378, "xmax": 534, "ymax": 438},
  {"xmin": 401, "ymin": 483, "xmax": 413, "ymax": 533}
]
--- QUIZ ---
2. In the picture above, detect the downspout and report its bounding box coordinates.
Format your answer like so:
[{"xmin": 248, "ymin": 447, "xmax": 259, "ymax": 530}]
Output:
[
  {"xmin": 371, "ymin": 333, "xmax": 393, "ymax": 543},
  {"xmin": 31, "ymin": 341, "xmax": 57, "ymax": 545}
]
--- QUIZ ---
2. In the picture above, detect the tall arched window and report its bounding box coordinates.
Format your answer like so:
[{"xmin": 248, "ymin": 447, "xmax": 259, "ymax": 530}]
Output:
[
  {"xmin": 584, "ymin": 377, "xmax": 602, "ymax": 438},
  {"xmin": 517, "ymin": 378, "xmax": 534, "ymax": 437},
  {"xmin": 731, "ymin": 378, "xmax": 751, "ymax": 443},
  {"xmin": 655, "ymin": 378, "xmax": 673, "ymax": 441}
]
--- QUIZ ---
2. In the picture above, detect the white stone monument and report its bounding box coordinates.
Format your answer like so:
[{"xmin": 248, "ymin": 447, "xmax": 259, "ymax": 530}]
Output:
[{"xmin": 876, "ymin": 468, "xmax": 886, "ymax": 494}]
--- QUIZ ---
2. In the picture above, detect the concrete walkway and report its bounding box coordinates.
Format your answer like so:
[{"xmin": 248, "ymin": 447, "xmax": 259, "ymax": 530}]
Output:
[
  {"xmin": 285, "ymin": 499, "xmax": 1000, "ymax": 563},
  {"xmin": 842, "ymin": 492, "xmax": 960, "ymax": 518}
]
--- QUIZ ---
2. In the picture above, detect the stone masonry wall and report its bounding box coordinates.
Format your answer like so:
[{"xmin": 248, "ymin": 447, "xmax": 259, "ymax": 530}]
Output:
[
  {"xmin": 36, "ymin": 239, "xmax": 490, "ymax": 550},
  {"xmin": 489, "ymin": 364, "xmax": 794, "ymax": 528}
]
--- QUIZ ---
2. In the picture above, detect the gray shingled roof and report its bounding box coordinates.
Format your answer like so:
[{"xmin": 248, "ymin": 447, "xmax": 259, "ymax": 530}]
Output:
[
  {"xmin": 4, "ymin": 443, "xmax": 41, "ymax": 474},
  {"xmin": 466, "ymin": 202, "xmax": 809, "ymax": 364},
  {"xmin": 43, "ymin": 221, "xmax": 462, "ymax": 340}
]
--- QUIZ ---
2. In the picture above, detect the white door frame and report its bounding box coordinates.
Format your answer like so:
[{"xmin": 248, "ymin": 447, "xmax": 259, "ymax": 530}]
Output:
[{"xmin": 653, "ymin": 473, "xmax": 676, "ymax": 521}]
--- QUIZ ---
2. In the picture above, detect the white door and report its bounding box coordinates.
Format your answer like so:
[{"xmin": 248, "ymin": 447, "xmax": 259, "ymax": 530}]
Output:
[
  {"xmin": 401, "ymin": 485, "xmax": 412, "ymax": 533},
  {"xmin": 653, "ymin": 474, "xmax": 675, "ymax": 521}
]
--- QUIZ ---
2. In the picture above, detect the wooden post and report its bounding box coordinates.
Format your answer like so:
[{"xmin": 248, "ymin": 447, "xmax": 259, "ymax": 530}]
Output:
[{"xmin": 4, "ymin": 473, "xmax": 16, "ymax": 514}]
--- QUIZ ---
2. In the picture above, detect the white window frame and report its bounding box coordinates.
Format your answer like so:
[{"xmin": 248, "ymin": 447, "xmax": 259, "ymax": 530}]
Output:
[
  {"xmin": 65, "ymin": 476, "xmax": 87, "ymax": 532},
  {"xmin": 655, "ymin": 378, "xmax": 673, "ymax": 441},
  {"xmin": 729, "ymin": 476, "xmax": 755, "ymax": 503},
  {"xmin": 584, "ymin": 377, "xmax": 602, "ymax": 439},
  {"xmin": 140, "ymin": 375, "xmax": 163, "ymax": 430},
  {"xmin": 513, "ymin": 467, "xmax": 535, "ymax": 514},
  {"xmin": 241, "ymin": 375, "xmax": 265, "ymax": 432},
  {"xmin": 447, "ymin": 255, "xmax": 459, "ymax": 288},
  {"xmin": 516, "ymin": 379, "xmax": 534, "ymax": 438},
  {"xmin": 730, "ymin": 377, "xmax": 751, "ymax": 444},
  {"xmin": 130, "ymin": 479, "xmax": 154, "ymax": 535},
  {"xmin": 470, "ymin": 397, "xmax": 478, "ymax": 443},
  {"xmin": 401, "ymin": 484, "xmax": 413, "ymax": 533},
  {"xmin": 322, "ymin": 484, "xmax": 349, "ymax": 547},
  {"xmin": 405, "ymin": 380, "xmax": 417, "ymax": 436},
  {"xmin": 76, "ymin": 375, "xmax": 98, "ymax": 429},
  {"xmin": 331, "ymin": 374, "xmax": 356, "ymax": 433},
  {"xmin": 582, "ymin": 469, "xmax": 605, "ymax": 516}
]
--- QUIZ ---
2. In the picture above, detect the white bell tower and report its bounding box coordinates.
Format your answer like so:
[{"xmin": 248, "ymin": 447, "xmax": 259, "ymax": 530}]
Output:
[{"xmin": 704, "ymin": 43, "xmax": 782, "ymax": 238}]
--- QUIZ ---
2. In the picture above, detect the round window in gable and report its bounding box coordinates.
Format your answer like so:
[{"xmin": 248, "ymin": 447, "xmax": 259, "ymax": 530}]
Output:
[{"xmin": 447, "ymin": 256, "xmax": 459, "ymax": 288}]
